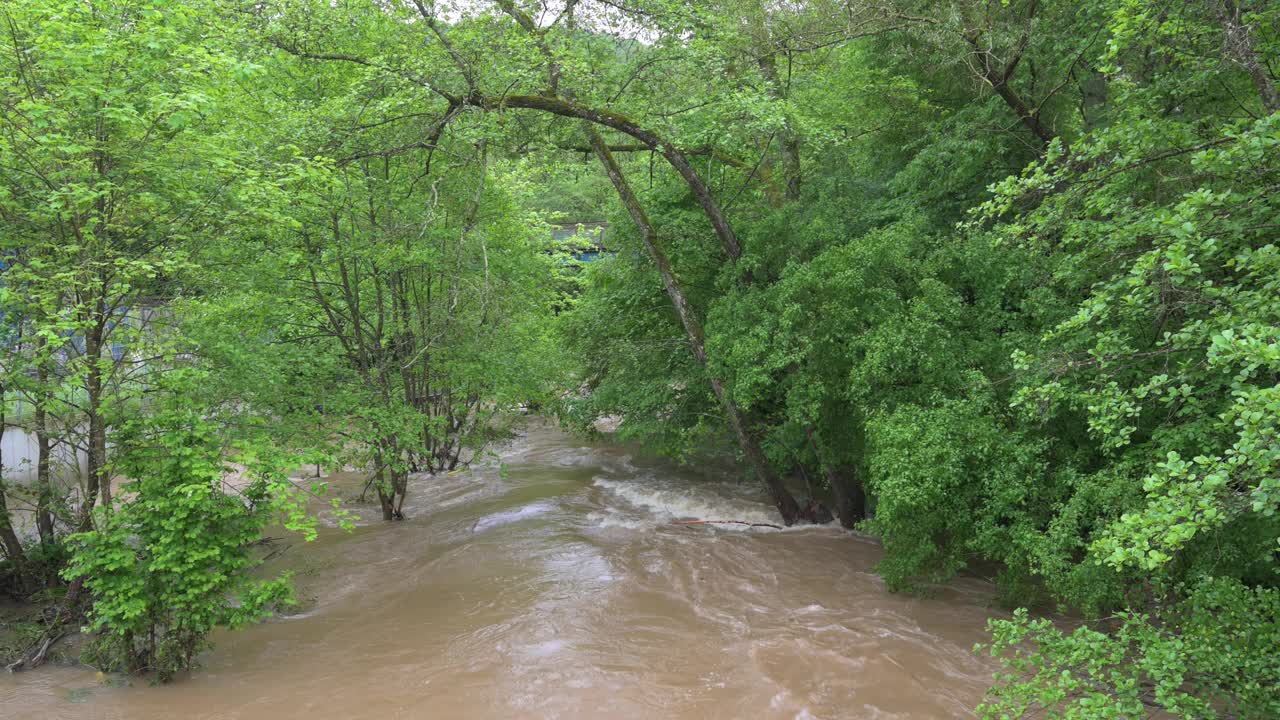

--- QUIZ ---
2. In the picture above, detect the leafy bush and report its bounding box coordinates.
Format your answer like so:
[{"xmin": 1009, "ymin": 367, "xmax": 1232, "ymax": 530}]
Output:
[
  {"xmin": 65, "ymin": 386, "xmax": 308, "ymax": 681},
  {"xmin": 980, "ymin": 579, "xmax": 1280, "ymax": 719}
]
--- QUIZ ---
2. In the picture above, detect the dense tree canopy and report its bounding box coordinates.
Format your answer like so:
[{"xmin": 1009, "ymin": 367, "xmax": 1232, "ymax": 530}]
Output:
[{"xmin": 1, "ymin": 0, "xmax": 1277, "ymax": 715}]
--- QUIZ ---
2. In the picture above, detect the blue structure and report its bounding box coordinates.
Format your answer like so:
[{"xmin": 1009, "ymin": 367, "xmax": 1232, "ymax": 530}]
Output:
[{"xmin": 551, "ymin": 221, "xmax": 612, "ymax": 263}]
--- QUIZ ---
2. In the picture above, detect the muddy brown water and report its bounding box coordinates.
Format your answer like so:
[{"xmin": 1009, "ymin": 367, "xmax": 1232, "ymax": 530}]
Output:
[{"xmin": 0, "ymin": 422, "xmax": 1003, "ymax": 719}]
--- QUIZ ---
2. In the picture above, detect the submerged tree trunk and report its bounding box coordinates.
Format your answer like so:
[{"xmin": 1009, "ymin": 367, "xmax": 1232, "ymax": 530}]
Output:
[
  {"xmin": 375, "ymin": 463, "xmax": 396, "ymax": 522},
  {"xmin": 374, "ymin": 443, "xmax": 407, "ymax": 521},
  {"xmin": 826, "ymin": 465, "xmax": 866, "ymax": 530},
  {"xmin": 587, "ymin": 127, "xmax": 808, "ymax": 525}
]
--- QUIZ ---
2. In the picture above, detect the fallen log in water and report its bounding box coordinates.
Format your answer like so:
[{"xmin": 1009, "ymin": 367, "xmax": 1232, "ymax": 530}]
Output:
[
  {"xmin": 6, "ymin": 633, "xmax": 59, "ymax": 673},
  {"xmin": 672, "ymin": 519, "xmax": 783, "ymax": 530}
]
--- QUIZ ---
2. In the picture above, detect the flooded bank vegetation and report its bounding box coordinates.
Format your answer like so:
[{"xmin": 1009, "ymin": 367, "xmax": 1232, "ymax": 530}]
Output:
[{"xmin": 1, "ymin": 0, "xmax": 1278, "ymax": 715}]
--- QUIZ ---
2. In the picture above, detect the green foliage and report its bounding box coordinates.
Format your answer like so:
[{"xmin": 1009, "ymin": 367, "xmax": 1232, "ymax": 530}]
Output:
[
  {"xmin": 0, "ymin": 0, "xmax": 286, "ymax": 555},
  {"xmin": 64, "ymin": 374, "xmax": 306, "ymax": 682},
  {"xmin": 960, "ymin": 4, "xmax": 1280, "ymax": 712},
  {"xmin": 552, "ymin": 0, "xmax": 1280, "ymax": 715},
  {"xmin": 559, "ymin": 241, "xmax": 718, "ymax": 456},
  {"xmin": 981, "ymin": 578, "xmax": 1280, "ymax": 719},
  {"xmin": 0, "ymin": 0, "xmax": 1275, "ymax": 709}
]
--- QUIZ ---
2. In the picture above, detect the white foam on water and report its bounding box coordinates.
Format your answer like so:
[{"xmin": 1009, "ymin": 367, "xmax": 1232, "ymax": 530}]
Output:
[
  {"xmin": 582, "ymin": 509, "xmax": 651, "ymax": 530},
  {"xmin": 521, "ymin": 639, "xmax": 570, "ymax": 658},
  {"xmin": 472, "ymin": 501, "xmax": 557, "ymax": 532},
  {"xmin": 592, "ymin": 476, "xmax": 783, "ymax": 530}
]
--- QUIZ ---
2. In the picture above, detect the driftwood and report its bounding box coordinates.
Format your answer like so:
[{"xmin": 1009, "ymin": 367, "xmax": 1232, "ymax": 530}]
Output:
[
  {"xmin": 6, "ymin": 632, "xmax": 60, "ymax": 673},
  {"xmin": 673, "ymin": 519, "xmax": 783, "ymax": 530}
]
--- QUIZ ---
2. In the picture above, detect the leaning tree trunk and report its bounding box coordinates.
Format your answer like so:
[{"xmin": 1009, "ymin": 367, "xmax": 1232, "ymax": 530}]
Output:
[
  {"xmin": 587, "ymin": 127, "xmax": 808, "ymax": 525},
  {"xmin": 962, "ymin": 1, "xmax": 1057, "ymax": 149}
]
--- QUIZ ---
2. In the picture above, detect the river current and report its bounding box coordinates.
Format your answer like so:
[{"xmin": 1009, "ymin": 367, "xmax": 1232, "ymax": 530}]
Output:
[{"xmin": 0, "ymin": 421, "xmax": 1002, "ymax": 719}]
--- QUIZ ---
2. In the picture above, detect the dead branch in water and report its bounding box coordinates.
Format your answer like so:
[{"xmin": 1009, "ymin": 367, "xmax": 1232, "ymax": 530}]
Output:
[
  {"xmin": 673, "ymin": 519, "xmax": 783, "ymax": 530},
  {"xmin": 6, "ymin": 632, "xmax": 61, "ymax": 673}
]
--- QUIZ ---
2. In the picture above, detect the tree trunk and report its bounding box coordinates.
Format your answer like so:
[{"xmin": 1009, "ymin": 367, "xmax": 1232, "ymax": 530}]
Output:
[
  {"xmin": 392, "ymin": 466, "xmax": 408, "ymax": 519},
  {"xmin": 81, "ymin": 315, "xmax": 108, "ymax": 528},
  {"xmin": 374, "ymin": 462, "xmax": 396, "ymax": 522},
  {"xmin": 587, "ymin": 127, "xmax": 807, "ymax": 525},
  {"xmin": 377, "ymin": 487, "xmax": 396, "ymax": 521},
  {"xmin": 1215, "ymin": 0, "xmax": 1279, "ymax": 114},
  {"xmin": 34, "ymin": 346, "xmax": 55, "ymax": 547},
  {"xmin": 989, "ymin": 78, "xmax": 1055, "ymax": 146},
  {"xmin": 0, "ymin": 482, "xmax": 28, "ymax": 576},
  {"xmin": 962, "ymin": 0, "xmax": 1057, "ymax": 148},
  {"xmin": 374, "ymin": 443, "xmax": 406, "ymax": 521},
  {"xmin": 478, "ymin": 94, "xmax": 745, "ymax": 261},
  {"xmin": 757, "ymin": 53, "xmax": 802, "ymax": 203},
  {"xmin": 826, "ymin": 464, "xmax": 866, "ymax": 530}
]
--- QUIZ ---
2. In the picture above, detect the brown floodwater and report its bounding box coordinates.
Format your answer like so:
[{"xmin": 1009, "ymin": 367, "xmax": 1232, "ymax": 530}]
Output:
[{"xmin": 0, "ymin": 421, "xmax": 1003, "ymax": 719}]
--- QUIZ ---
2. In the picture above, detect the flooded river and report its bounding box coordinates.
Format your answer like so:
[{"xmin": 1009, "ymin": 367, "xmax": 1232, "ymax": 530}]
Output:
[{"xmin": 0, "ymin": 421, "xmax": 1002, "ymax": 719}]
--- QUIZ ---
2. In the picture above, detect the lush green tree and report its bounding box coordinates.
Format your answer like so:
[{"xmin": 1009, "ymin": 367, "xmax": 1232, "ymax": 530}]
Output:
[
  {"xmin": 0, "ymin": 0, "xmax": 339, "ymax": 669},
  {"xmin": 0, "ymin": 0, "xmax": 251, "ymax": 530},
  {"xmin": 182, "ymin": 11, "xmax": 570, "ymax": 519}
]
